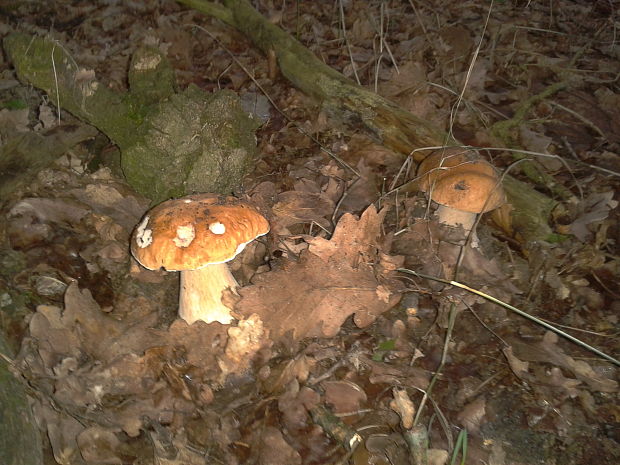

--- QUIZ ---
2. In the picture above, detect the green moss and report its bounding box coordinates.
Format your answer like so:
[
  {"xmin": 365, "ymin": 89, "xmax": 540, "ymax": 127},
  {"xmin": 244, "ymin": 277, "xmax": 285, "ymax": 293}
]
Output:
[
  {"xmin": 544, "ymin": 233, "xmax": 570, "ymax": 244},
  {"xmin": 0, "ymin": 99, "xmax": 28, "ymax": 110},
  {"xmin": 0, "ymin": 332, "xmax": 43, "ymax": 465},
  {"xmin": 122, "ymin": 87, "xmax": 260, "ymax": 203},
  {"xmin": 0, "ymin": 249, "xmax": 27, "ymax": 279},
  {"xmin": 5, "ymin": 33, "xmax": 261, "ymax": 203},
  {"xmin": 128, "ymin": 45, "xmax": 176, "ymax": 104}
]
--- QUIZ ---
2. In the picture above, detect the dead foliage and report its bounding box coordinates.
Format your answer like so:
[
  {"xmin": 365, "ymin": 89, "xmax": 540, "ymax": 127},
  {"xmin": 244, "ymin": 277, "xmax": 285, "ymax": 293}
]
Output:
[{"xmin": 0, "ymin": 1, "xmax": 619, "ymax": 465}]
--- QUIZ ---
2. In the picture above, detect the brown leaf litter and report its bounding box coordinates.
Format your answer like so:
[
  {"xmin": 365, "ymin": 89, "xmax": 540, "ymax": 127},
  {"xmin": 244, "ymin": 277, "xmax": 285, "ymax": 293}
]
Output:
[
  {"xmin": 237, "ymin": 205, "xmax": 403, "ymax": 341},
  {"xmin": 2, "ymin": 1, "xmax": 620, "ymax": 464}
]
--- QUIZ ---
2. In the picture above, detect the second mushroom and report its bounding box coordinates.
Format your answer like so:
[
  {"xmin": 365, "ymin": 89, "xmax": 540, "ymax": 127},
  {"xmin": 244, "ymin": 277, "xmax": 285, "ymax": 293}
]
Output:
[{"xmin": 417, "ymin": 148, "xmax": 505, "ymax": 246}]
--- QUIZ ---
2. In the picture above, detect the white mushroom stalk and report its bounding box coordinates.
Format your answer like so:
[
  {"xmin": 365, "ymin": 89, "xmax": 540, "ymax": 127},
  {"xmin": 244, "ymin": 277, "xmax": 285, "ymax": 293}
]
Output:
[{"xmin": 179, "ymin": 263, "xmax": 238, "ymax": 324}]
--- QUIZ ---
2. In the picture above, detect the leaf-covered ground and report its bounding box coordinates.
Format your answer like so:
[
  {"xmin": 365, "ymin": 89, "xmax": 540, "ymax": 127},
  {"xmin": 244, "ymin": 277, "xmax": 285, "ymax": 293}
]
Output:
[{"xmin": 0, "ymin": 1, "xmax": 618, "ymax": 464}]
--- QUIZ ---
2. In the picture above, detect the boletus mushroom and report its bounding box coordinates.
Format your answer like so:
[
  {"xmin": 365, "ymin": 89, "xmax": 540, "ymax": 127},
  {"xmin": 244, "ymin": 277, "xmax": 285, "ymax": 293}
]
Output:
[
  {"xmin": 417, "ymin": 148, "xmax": 505, "ymax": 246},
  {"xmin": 130, "ymin": 194, "xmax": 269, "ymax": 324}
]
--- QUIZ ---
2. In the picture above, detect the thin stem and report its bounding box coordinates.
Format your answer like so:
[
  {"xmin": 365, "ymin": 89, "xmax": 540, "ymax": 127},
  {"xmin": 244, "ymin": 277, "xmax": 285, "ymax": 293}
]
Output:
[{"xmin": 398, "ymin": 269, "xmax": 620, "ymax": 366}]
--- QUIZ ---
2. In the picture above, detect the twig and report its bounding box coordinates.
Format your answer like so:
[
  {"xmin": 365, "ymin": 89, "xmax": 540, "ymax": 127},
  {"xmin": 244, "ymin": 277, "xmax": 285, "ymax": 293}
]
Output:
[
  {"xmin": 338, "ymin": 0, "xmax": 361, "ymax": 85},
  {"xmin": 550, "ymin": 101, "xmax": 605, "ymax": 139},
  {"xmin": 403, "ymin": 425, "xmax": 429, "ymax": 465},
  {"xmin": 398, "ymin": 268, "xmax": 620, "ymax": 366},
  {"xmin": 309, "ymin": 405, "xmax": 362, "ymax": 456},
  {"xmin": 413, "ymin": 303, "xmax": 457, "ymax": 426},
  {"xmin": 446, "ymin": 0, "xmax": 494, "ymax": 144},
  {"xmin": 0, "ymin": 350, "xmax": 15, "ymax": 365}
]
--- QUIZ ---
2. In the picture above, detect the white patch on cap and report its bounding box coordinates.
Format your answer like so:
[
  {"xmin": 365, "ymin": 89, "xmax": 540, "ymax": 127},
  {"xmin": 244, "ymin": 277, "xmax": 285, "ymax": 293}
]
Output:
[
  {"xmin": 173, "ymin": 224, "xmax": 195, "ymax": 247},
  {"xmin": 183, "ymin": 199, "xmax": 192, "ymax": 203},
  {"xmin": 209, "ymin": 222, "xmax": 226, "ymax": 235},
  {"xmin": 135, "ymin": 216, "xmax": 153, "ymax": 248},
  {"xmin": 235, "ymin": 241, "xmax": 248, "ymax": 256}
]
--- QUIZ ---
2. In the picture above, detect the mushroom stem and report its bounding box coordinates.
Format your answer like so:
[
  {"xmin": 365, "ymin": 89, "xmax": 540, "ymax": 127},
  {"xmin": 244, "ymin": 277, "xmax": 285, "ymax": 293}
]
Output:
[
  {"xmin": 436, "ymin": 205, "xmax": 480, "ymax": 247},
  {"xmin": 179, "ymin": 263, "xmax": 238, "ymax": 324}
]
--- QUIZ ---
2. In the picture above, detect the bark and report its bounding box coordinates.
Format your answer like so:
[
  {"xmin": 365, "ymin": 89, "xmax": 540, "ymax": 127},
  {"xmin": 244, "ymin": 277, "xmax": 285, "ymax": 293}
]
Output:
[
  {"xmin": 0, "ymin": 332, "xmax": 43, "ymax": 465},
  {"xmin": 500, "ymin": 175, "xmax": 558, "ymax": 244},
  {"xmin": 4, "ymin": 33, "xmax": 140, "ymax": 149},
  {"xmin": 177, "ymin": 0, "xmax": 559, "ymax": 244}
]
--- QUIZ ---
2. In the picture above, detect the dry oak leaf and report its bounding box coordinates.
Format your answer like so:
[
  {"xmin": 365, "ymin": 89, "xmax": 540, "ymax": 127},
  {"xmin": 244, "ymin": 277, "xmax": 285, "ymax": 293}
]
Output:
[
  {"xmin": 271, "ymin": 190, "xmax": 335, "ymax": 232},
  {"xmin": 510, "ymin": 332, "xmax": 617, "ymax": 393},
  {"xmin": 237, "ymin": 205, "xmax": 401, "ymax": 341},
  {"xmin": 322, "ymin": 380, "xmax": 367, "ymax": 414},
  {"xmin": 258, "ymin": 426, "xmax": 302, "ymax": 465},
  {"xmin": 389, "ymin": 387, "xmax": 415, "ymax": 429}
]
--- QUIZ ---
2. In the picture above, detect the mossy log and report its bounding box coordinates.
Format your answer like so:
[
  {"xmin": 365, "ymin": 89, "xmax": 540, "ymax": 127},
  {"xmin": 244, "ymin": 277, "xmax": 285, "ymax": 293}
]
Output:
[
  {"xmin": 0, "ymin": 332, "xmax": 42, "ymax": 465},
  {"xmin": 178, "ymin": 0, "xmax": 559, "ymax": 244},
  {"xmin": 500, "ymin": 175, "xmax": 558, "ymax": 244},
  {"xmin": 3, "ymin": 34, "xmax": 260, "ymax": 204},
  {"xmin": 179, "ymin": 0, "xmax": 452, "ymax": 157}
]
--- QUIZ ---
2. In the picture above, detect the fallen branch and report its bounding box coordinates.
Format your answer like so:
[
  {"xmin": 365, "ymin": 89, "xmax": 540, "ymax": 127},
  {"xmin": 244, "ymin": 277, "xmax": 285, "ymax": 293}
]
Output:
[
  {"xmin": 178, "ymin": 0, "xmax": 453, "ymax": 157},
  {"xmin": 178, "ymin": 0, "xmax": 562, "ymax": 245}
]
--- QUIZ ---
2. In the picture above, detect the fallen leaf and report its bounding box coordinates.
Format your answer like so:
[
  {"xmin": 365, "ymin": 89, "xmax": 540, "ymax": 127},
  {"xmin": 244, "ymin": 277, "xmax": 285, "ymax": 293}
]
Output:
[
  {"xmin": 347, "ymin": 133, "xmax": 402, "ymax": 167},
  {"xmin": 76, "ymin": 426, "xmax": 122, "ymax": 464},
  {"xmin": 457, "ymin": 396, "xmax": 486, "ymax": 434},
  {"xmin": 322, "ymin": 380, "xmax": 367, "ymax": 414},
  {"xmin": 502, "ymin": 346, "xmax": 530, "ymax": 379},
  {"xmin": 510, "ymin": 331, "xmax": 617, "ymax": 392},
  {"xmin": 61, "ymin": 283, "xmax": 124, "ymax": 359},
  {"xmin": 36, "ymin": 403, "xmax": 84, "ymax": 465},
  {"xmin": 258, "ymin": 426, "xmax": 302, "ymax": 465},
  {"xmin": 569, "ymin": 191, "xmax": 618, "ymax": 241},
  {"xmin": 8, "ymin": 197, "xmax": 90, "ymax": 226},
  {"xmin": 237, "ymin": 206, "xmax": 401, "ymax": 341},
  {"xmin": 69, "ymin": 182, "xmax": 149, "ymax": 230},
  {"xmin": 545, "ymin": 367, "xmax": 582, "ymax": 398},
  {"xmin": 218, "ymin": 313, "xmax": 270, "ymax": 380},
  {"xmin": 336, "ymin": 159, "xmax": 380, "ymax": 214},
  {"xmin": 272, "ymin": 190, "xmax": 335, "ymax": 233},
  {"xmin": 362, "ymin": 355, "xmax": 430, "ymax": 390},
  {"xmin": 389, "ymin": 387, "xmax": 415, "ymax": 429},
  {"xmin": 263, "ymin": 354, "xmax": 315, "ymax": 394},
  {"xmin": 0, "ymin": 108, "xmax": 29, "ymax": 136},
  {"xmin": 519, "ymin": 126, "xmax": 553, "ymax": 155},
  {"xmin": 428, "ymin": 449, "xmax": 449, "ymax": 465},
  {"xmin": 278, "ymin": 381, "xmax": 320, "ymax": 431}
]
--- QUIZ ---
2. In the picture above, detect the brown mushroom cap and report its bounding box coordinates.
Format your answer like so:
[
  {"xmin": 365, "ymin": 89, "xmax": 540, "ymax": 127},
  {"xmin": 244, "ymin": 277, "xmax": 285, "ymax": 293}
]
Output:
[
  {"xmin": 418, "ymin": 148, "xmax": 496, "ymax": 190},
  {"xmin": 131, "ymin": 194, "xmax": 270, "ymax": 271},
  {"xmin": 417, "ymin": 148, "xmax": 505, "ymax": 213},
  {"xmin": 430, "ymin": 170, "xmax": 505, "ymax": 213}
]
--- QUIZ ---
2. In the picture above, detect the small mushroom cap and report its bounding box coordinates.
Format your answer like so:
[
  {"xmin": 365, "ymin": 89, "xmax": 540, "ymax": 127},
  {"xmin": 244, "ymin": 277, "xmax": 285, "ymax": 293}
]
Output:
[
  {"xmin": 131, "ymin": 194, "xmax": 269, "ymax": 271},
  {"xmin": 430, "ymin": 170, "xmax": 505, "ymax": 213},
  {"xmin": 418, "ymin": 148, "xmax": 496, "ymax": 191},
  {"xmin": 417, "ymin": 148, "xmax": 505, "ymax": 213}
]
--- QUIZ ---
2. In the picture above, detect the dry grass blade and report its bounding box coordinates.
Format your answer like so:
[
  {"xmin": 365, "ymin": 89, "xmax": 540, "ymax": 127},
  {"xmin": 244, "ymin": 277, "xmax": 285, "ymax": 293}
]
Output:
[{"xmin": 398, "ymin": 269, "xmax": 620, "ymax": 367}]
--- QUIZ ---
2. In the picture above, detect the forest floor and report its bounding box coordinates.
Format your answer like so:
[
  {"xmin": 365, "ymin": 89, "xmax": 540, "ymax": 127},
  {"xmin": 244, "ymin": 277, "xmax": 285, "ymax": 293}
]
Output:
[{"xmin": 0, "ymin": 1, "xmax": 619, "ymax": 464}]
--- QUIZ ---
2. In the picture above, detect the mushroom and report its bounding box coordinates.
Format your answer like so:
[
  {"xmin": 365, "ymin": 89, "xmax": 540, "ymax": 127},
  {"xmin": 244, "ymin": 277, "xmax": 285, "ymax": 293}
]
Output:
[
  {"xmin": 417, "ymin": 148, "xmax": 505, "ymax": 246},
  {"xmin": 130, "ymin": 194, "xmax": 269, "ymax": 324}
]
